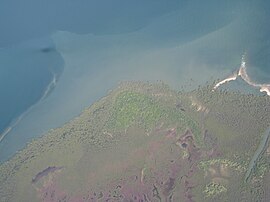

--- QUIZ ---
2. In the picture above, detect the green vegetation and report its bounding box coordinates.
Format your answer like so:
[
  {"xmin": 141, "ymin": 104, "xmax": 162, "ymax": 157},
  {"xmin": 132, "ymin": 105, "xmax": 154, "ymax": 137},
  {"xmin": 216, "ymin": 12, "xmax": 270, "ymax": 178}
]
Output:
[
  {"xmin": 250, "ymin": 156, "xmax": 270, "ymax": 180},
  {"xmin": 255, "ymin": 161, "xmax": 269, "ymax": 178},
  {"xmin": 198, "ymin": 158, "xmax": 247, "ymax": 173},
  {"xmin": 1, "ymin": 81, "xmax": 270, "ymax": 202},
  {"xmin": 106, "ymin": 91, "xmax": 163, "ymax": 130},
  {"xmin": 106, "ymin": 90, "xmax": 201, "ymax": 143},
  {"xmin": 203, "ymin": 182, "xmax": 227, "ymax": 197}
]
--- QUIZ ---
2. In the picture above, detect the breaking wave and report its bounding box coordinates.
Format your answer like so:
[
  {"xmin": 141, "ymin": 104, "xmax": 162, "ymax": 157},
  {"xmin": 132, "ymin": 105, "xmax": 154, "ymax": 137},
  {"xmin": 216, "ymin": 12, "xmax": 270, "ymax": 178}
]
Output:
[{"xmin": 214, "ymin": 54, "xmax": 270, "ymax": 96}]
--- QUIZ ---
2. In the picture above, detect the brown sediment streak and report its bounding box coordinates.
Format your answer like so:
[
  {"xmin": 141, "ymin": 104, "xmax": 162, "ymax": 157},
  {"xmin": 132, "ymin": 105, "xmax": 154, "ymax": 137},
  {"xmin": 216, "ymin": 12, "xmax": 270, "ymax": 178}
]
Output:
[{"xmin": 213, "ymin": 55, "xmax": 270, "ymax": 96}]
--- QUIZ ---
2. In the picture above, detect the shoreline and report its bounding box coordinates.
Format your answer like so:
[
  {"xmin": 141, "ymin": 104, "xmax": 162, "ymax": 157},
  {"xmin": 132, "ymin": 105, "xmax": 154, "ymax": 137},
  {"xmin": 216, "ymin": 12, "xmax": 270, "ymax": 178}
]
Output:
[
  {"xmin": 213, "ymin": 55, "xmax": 270, "ymax": 182},
  {"xmin": 213, "ymin": 54, "xmax": 270, "ymax": 96},
  {"xmin": 0, "ymin": 72, "xmax": 59, "ymax": 144}
]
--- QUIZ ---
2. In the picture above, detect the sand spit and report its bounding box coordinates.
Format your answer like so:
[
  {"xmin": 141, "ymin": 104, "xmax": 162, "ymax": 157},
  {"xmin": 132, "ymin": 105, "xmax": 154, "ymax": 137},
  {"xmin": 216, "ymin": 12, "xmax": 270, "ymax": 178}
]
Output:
[
  {"xmin": 213, "ymin": 72, "xmax": 238, "ymax": 90},
  {"xmin": 213, "ymin": 55, "xmax": 270, "ymax": 96}
]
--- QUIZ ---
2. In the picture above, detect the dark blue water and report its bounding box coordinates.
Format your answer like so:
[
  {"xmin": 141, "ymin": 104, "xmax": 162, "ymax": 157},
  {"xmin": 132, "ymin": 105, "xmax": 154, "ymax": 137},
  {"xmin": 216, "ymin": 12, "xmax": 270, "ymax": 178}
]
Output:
[
  {"xmin": 0, "ymin": 37, "xmax": 64, "ymax": 136},
  {"xmin": 0, "ymin": 0, "xmax": 185, "ymax": 136},
  {"xmin": 0, "ymin": 0, "xmax": 270, "ymax": 163},
  {"xmin": 0, "ymin": 0, "xmax": 184, "ymax": 46}
]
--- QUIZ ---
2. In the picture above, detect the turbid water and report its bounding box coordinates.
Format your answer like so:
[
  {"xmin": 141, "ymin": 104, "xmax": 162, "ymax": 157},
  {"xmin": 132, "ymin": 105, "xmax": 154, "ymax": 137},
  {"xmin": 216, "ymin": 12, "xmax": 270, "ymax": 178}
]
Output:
[{"xmin": 1, "ymin": 0, "xmax": 270, "ymax": 163}]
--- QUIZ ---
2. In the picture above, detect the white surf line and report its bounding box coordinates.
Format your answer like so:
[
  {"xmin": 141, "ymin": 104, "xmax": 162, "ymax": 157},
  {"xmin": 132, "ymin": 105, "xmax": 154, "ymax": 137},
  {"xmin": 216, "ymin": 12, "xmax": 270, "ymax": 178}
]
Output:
[
  {"xmin": 213, "ymin": 54, "xmax": 270, "ymax": 96},
  {"xmin": 40, "ymin": 71, "xmax": 57, "ymax": 101},
  {"xmin": 0, "ymin": 127, "xmax": 12, "ymax": 143},
  {"xmin": 238, "ymin": 55, "xmax": 270, "ymax": 96},
  {"xmin": 213, "ymin": 72, "xmax": 238, "ymax": 90},
  {"xmin": 0, "ymin": 111, "xmax": 26, "ymax": 144},
  {"xmin": 0, "ymin": 71, "xmax": 58, "ymax": 144}
]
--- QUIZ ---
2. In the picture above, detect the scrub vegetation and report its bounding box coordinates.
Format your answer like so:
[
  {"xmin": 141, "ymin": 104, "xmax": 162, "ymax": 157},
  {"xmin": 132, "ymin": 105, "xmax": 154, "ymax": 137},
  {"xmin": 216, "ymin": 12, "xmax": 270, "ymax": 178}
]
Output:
[{"xmin": 0, "ymin": 81, "xmax": 270, "ymax": 202}]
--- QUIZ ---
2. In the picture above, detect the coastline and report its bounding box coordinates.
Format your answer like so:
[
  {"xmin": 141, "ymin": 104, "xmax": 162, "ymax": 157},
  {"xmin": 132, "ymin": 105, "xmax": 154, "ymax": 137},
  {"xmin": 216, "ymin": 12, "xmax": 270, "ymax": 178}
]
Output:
[
  {"xmin": 0, "ymin": 72, "xmax": 59, "ymax": 144},
  {"xmin": 213, "ymin": 54, "xmax": 270, "ymax": 96},
  {"xmin": 213, "ymin": 55, "xmax": 270, "ymax": 182}
]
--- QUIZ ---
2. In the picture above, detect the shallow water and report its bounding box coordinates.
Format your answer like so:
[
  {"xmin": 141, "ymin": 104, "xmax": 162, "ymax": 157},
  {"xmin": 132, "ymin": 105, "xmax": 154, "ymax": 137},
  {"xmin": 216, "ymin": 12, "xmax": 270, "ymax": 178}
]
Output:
[
  {"xmin": 0, "ymin": 36, "xmax": 64, "ymax": 135},
  {"xmin": 1, "ymin": 0, "xmax": 270, "ymax": 163}
]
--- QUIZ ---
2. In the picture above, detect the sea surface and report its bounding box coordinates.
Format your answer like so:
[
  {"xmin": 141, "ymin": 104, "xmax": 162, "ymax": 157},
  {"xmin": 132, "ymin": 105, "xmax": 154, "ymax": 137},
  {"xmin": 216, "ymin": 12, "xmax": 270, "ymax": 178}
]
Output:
[
  {"xmin": 0, "ymin": 37, "xmax": 64, "ymax": 139},
  {"xmin": 0, "ymin": 0, "xmax": 270, "ymax": 163}
]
